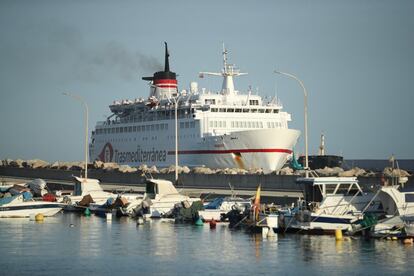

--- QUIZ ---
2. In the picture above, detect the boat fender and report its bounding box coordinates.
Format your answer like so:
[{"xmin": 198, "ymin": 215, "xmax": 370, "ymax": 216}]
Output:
[
  {"xmin": 84, "ymin": 208, "xmax": 91, "ymax": 216},
  {"xmin": 195, "ymin": 217, "xmax": 203, "ymax": 226},
  {"xmin": 35, "ymin": 213, "xmax": 44, "ymax": 222},
  {"xmin": 209, "ymin": 219, "xmax": 217, "ymax": 229}
]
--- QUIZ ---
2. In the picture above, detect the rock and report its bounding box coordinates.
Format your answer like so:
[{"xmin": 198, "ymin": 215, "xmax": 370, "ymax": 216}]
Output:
[
  {"xmin": 279, "ymin": 167, "xmax": 295, "ymax": 175},
  {"xmin": 118, "ymin": 165, "xmax": 137, "ymax": 173},
  {"xmin": 70, "ymin": 162, "xmax": 85, "ymax": 171},
  {"xmin": 50, "ymin": 161, "xmax": 60, "ymax": 169},
  {"xmin": 24, "ymin": 159, "xmax": 49, "ymax": 169},
  {"xmin": 93, "ymin": 160, "xmax": 104, "ymax": 169},
  {"xmin": 192, "ymin": 166, "xmax": 214, "ymax": 174},
  {"xmin": 383, "ymin": 167, "xmax": 411, "ymax": 178},
  {"xmin": 339, "ymin": 167, "xmax": 366, "ymax": 177},
  {"xmin": 181, "ymin": 166, "xmax": 191, "ymax": 174},
  {"xmin": 103, "ymin": 162, "xmax": 120, "ymax": 171},
  {"xmin": 9, "ymin": 159, "xmax": 24, "ymax": 168},
  {"xmin": 147, "ymin": 165, "xmax": 158, "ymax": 174}
]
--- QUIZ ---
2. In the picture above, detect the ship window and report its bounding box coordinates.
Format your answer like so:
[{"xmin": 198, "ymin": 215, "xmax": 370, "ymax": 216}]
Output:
[
  {"xmin": 124, "ymin": 127, "xmax": 128, "ymax": 132},
  {"xmin": 205, "ymin": 99, "xmax": 216, "ymax": 105},
  {"xmin": 249, "ymin": 100, "xmax": 259, "ymax": 106},
  {"xmin": 116, "ymin": 127, "xmax": 119, "ymax": 133},
  {"xmin": 251, "ymin": 109, "xmax": 258, "ymax": 113},
  {"xmin": 259, "ymin": 109, "xmax": 265, "ymax": 113},
  {"xmin": 146, "ymin": 125, "xmax": 150, "ymax": 131},
  {"xmin": 185, "ymin": 122, "xmax": 189, "ymax": 128},
  {"xmin": 190, "ymin": 121, "xmax": 195, "ymax": 128},
  {"xmin": 223, "ymin": 121, "xmax": 226, "ymax": 127},
  {"xmin": 211, "ymin": 108, "xmax": 218, "ymax": 112},
  {"xmin": 219, "ymin": 108, "xmax": 226, "ymax": 112},
  {"xmin": 231, "ymin": 121, "xmax": 234, "ymax": 128},
  {"xmin": 128, "ymin": 126, "xmax": 132, "ymax": 132},
  {"xmin": 214, "ymin": 121, "xmax": 218, "ymax": 127},
  {"xmin": 243, "ymin": 109, "xmax": 249, "ymax": 113},
  {"xmin": 160, "ymin": 124, "xmax": 164, "ymax": 130},
  {"xmin": 227, "ymin": 108, "xmax": 234, "ymax": 112},
  {"xmin": 133, "ymin": 126, "xmax": 137, "ymax": 132},
  {"xmin": 235, "ymin": 109, "xmax": 241, "ymax": 113},
  {"xmin": 248, "ymin": 122, "xmax": 252, "ymax": 128},
  {"xmin": 243, "ymin": 122, "xmax": 247, "ymax": 128},
  {"xmin": 165, "ymin": 124, "xmax": 168, "ymax": 130},
  {"xmin": 273, "ymin": 109, "xmax": 279, "ymax": 113},
  {"xmin": 259, "ymin": 122, "xmax": 263, "ymax": 128},
  {"xmin": 266, "ymin": 109, "xmax": 272, "ymax": 113}
]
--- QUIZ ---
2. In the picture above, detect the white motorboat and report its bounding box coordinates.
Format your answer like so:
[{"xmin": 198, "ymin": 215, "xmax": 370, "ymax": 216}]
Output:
[
  {"xmin": 198, "ymin": 196, "xmax": 251, "ymax": 221},
  {"xmin": 370, "ymin": 176, "xmax": 414, "ymax": 237},
  {"xmin": 0, "ymin": 193, "xmax": 63, "ymax": 218},
  {"xmin": 60, "ymin": 176, "xmax": 142, "ymax": 212},
  {"xmin": 130, "ymin": 178, "xmax": 200, "ymax": 218},
  {"xmin": 283, "ymin": 177, "xmax": 378, "ymax": 234}
]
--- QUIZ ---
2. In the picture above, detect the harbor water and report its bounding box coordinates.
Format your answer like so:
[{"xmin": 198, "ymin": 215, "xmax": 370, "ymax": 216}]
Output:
[{"xmin": 1, "ymin": 213, "xmax": 413, "ymax": 275}]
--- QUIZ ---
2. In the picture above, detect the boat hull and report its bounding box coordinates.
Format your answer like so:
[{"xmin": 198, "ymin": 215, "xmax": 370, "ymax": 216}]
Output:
[
  {"xmin": 91, "ymin": 128, "xmax": 300, "ymax": 173},
  {"xmin": 0, "ymin": 202, "xmax": 63, "ymax": 218}
]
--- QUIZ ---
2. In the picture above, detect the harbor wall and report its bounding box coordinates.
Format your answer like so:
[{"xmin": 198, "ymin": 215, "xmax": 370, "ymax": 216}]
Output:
[{"xmin": 1, "ymin": 166, "xmax": 413, "ymax": 193}]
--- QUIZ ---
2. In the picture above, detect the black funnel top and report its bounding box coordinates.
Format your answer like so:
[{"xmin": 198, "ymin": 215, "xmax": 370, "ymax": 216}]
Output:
[{"xmin": 142, "ymin": 42, "xmax": 176, "ymax": 81}]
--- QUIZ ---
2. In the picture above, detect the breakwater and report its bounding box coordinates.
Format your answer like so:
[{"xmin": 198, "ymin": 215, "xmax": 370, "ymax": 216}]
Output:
[{"xmin": 1, "ymin": 166, "xmax": 412, "ymax": 194}]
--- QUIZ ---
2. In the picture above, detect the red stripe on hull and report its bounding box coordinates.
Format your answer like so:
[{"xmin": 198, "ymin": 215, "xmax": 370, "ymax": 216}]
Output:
[{"xmin": 167, "ymin": 148, "xmax": 292, "ymax": 155}]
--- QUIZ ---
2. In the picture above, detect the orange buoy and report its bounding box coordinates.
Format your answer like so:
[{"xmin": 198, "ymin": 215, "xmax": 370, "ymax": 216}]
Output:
[{"xmin": 209, "ymin": 219, "xmax": 217, "ymax": 229}]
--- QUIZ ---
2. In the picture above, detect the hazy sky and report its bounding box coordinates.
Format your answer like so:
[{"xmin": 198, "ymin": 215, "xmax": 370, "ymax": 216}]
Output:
[{"xmin": 1, "ymin": 0, "xmax": 413, "ymax": 162}]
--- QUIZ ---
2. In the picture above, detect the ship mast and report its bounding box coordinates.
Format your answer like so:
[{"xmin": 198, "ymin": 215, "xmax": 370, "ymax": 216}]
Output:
[{"xmin": 199, "ymin": 44, "xmax": 247, "ymax": 96}]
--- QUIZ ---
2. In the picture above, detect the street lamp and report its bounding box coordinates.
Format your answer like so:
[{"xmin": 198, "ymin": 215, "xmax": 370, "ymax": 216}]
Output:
[
  {"xmin": 171, "ymin": 95, "xmax": 182, "ymax": 182},
  {"xmin": 274, "ymin": 70, "xmax": 309, "ymax": 178},
  {"xmin": 63, "ymin": 92, "xmax": 89, "ymax": 180}
]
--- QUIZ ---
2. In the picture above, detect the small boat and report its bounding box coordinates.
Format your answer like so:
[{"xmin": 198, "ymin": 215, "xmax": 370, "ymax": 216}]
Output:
[
  {"xmin": 283, "ymin": 177, "xmax": 378, "ymax": 234},
  {"xmin": 0, "ymin": 192, "xmax": 63, "ymax": 218},
  {"xmin": 131, "ymin": 178, "xmax": 200, "ymax": 218},
  {"xmin": 60, "ymin": 176, "xmax": 143, "ymax": 213},
  {"xmin": 198, "ymin": 196, "xmax": 251, "ymax": 221}
]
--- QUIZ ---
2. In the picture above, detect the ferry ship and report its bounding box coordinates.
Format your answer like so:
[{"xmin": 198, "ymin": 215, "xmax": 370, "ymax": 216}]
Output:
[{"xmin": 89, "ymin": 43, "xmax": 300, "ymax": 173}]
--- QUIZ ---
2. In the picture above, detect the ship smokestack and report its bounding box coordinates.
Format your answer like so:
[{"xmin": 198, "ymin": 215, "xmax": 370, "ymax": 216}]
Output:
[
  {"xmin": 164, "ymin": 42, "xmax": 170, "ymax": 72},
  {"xmin": 142, "ymin": 42, "xmax": 177, "ymax": 99}
]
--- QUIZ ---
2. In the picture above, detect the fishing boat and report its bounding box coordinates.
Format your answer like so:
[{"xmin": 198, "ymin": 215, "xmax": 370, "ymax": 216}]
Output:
[{"xmin": 0, "ymin": 192, "xmax": 62, "ymax": 218}]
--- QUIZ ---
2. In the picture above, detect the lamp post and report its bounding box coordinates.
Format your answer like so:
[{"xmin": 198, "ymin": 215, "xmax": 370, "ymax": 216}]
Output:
[
  {"xmin": 274, "ymin": 70, "xmax": 309, "ymax": 178},
  {"xmin": 63, "ymin": 92, "xmax": 89, "ymax": 180},
  {"xmin": 171, "ymin": 95, "xmax": 182, "ymax": 182}
]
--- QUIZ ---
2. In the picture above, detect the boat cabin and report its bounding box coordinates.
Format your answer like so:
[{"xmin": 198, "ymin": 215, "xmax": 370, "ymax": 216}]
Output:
[{"xmin": 145, "ymin": 179, "xmax": 180, "ymax": 200}]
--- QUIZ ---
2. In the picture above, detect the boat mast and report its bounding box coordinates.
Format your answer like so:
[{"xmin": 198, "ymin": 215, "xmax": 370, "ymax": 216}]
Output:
[{"xmin": 199, "ymin": 44, "xmax": 247, "ymax": 96}]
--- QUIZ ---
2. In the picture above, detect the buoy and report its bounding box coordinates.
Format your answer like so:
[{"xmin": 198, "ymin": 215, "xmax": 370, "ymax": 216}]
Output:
[
  {"xmin": 106, "ymin": 213, "xmax": 112, "ymax": 221},
  {"xmin": 84, "ymin": 208, "xmax": 91, "ymax": 217},
  {"xmin": 335, "ymin": 229, "xmax": 343, "ymax": 241},
  {"xmin": 209, "ymin": 219, "xmax": 217, "ymax": 229},
  {"xmin": 195, "ymin": 218, "xmax": 203, "ymax": 226},
  {"xmin": 137, "ymin": 217, "xmax": 144, "ymax": 225},
  {"xmin": 403, "ymin": 238, "xmax": 413, "ymax": 245},
  {"xmin": 35, "ymin": 213, "xmax": 44, "ymax": 222},
  {"xmin": 69, "ymin": 224, "xmax": 75, "ymax": 228}
]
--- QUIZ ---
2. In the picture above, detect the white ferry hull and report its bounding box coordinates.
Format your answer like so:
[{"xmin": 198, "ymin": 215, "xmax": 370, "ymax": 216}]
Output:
[{"xmin": 91, "ymin": 128, "xmax": 300, "ymax": 173}]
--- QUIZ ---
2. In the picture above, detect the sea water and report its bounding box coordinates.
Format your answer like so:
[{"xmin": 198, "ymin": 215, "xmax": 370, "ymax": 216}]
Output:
[{"xmin": 0, "ymin": 213, "xmax": 413, "ymax": 275}]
